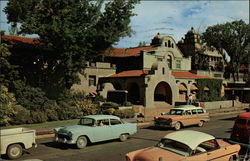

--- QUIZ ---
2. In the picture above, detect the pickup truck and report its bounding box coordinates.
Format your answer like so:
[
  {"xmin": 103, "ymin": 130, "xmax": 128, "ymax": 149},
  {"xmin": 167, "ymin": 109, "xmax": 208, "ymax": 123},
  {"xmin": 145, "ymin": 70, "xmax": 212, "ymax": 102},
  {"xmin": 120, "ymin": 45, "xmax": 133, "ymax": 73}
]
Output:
[{"xmin": 0, "ymin": 127, "xmax": 37, "ymax": 159}]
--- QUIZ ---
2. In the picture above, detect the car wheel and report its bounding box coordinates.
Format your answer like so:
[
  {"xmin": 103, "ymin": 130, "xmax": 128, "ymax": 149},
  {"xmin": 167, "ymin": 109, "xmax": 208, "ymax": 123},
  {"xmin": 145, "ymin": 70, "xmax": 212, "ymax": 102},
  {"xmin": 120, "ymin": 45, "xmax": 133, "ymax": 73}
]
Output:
[
  {"xmin": 76, "ymin": 136, "xmax": 88, "ymax": 149},
  {"xmin": 7, "ymin": 144, "xmax": 23, "ymax": 159},
  {"xmin": 119, "ymin": 134, "xmax": 129, "ymax": 142},
  {"xmin": 198, "ymin": 120, "xmax": 204, "ymax": 127},
  {"xmin": 174, "ymin": 122, "xmax": 181, "ymax": 130},
  {"xmin": 228, "ymin": 155, "xmax": 238, "ymax": 161}
]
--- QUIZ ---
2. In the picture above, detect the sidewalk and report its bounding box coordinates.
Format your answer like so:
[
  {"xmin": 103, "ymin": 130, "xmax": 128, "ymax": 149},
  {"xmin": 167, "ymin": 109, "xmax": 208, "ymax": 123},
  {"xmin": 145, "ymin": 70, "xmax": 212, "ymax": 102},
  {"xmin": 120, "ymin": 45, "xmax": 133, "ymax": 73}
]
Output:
[{"xmin": 35, "ymin": 105, "xmax": 248, "ymax": 139}]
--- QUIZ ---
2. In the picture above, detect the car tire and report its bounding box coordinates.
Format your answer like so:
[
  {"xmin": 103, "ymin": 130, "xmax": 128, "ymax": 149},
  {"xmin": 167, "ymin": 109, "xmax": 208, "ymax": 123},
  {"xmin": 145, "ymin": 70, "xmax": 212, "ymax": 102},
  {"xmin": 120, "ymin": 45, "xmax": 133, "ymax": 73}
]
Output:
[
  {"xmin": 76, "ymin": 136, "xmax": 88, "ymax": 149},
  {"xmin": 198, "ymin": 120, "xmax": 204, "ymax": 127},
  {"xmin": 228, "ymin": 155, "xmax": 238, "ymax": 161},
  {"xmin": 174, "ymin": 122, "xmax": 181, "ymax": 130},
  {"xmin": 7, "ymin": 144, "xmax": 23, "ymax": 159},
  {"xmin": 119, "ymin": 134, "xmax": 129, "ymax": 142}
]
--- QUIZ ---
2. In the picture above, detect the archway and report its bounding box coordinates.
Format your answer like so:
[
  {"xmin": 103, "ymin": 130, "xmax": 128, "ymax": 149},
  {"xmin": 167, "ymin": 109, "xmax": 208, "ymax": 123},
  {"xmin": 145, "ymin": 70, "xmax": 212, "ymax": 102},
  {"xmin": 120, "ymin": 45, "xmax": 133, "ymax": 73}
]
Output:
[
  {"xmin": 113, "ymin": 82, "xmax": 122, "ymax": 90},
  {"xmin": 127, "ymin": 82, "xmax": 140, "ymax": 104},
  {"xmin": 154, "ymin": 82, "xmax": 172, "ymax": 104}
]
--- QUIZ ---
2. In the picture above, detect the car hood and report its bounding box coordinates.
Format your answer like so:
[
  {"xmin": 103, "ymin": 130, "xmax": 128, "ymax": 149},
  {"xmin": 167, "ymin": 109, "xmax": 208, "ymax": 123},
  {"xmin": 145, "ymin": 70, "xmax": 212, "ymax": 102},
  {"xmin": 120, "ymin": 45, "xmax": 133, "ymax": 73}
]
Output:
[
  {"xmin": 57, "ymin": 125, "xmax": 91, "ymax": 134},
  {"xmin": 129, "ymin": 146, "xmax": 184, "ymax": 161}
]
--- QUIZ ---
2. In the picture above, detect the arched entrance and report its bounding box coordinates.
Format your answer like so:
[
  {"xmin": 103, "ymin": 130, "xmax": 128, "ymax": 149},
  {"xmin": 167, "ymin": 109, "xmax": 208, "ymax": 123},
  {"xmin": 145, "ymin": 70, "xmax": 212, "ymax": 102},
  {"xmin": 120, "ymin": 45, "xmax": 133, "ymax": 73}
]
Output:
[
  {"xmin": 127, "ymin": 82, "xmax": 140, "ymax": 104},
  {"xmin": 154, "ymin": 82, "xmax": 172, "ymax": 104}
]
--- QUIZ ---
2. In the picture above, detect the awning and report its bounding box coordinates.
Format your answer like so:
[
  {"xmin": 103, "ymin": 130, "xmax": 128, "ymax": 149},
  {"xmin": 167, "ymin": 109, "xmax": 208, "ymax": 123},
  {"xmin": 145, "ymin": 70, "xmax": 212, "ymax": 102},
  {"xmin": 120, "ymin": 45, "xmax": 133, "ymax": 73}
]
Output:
[
  {"xmin": 191, "ymin": 84, "xmax": 198, "ymax": 90},
  {"xmin": 179, "ymin": 84, "xmax": 187, "ymax": 91},
  {"xmin": 204, "ymin": 87, "xmax": 209, "ymax": 91}
]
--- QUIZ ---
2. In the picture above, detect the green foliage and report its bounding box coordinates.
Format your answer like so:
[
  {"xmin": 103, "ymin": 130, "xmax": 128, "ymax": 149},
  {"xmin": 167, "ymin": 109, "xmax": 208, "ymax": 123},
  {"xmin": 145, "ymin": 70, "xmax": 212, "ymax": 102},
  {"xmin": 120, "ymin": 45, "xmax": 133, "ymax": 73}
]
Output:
[
  {"xmin": 10, "ymin": 106, "xmax": 30, "ymax": 125},
  {"xmin": 29, "ymin": 111, "xmax": 48, "ymax": 124},
  {"xmin": 202, "ymin": 20, "xmax": 250, "ymax": 81},
  {"xmin": 4, "ymin": 0, "xmax": 139, "ymax": 89},
  {"xmin": 101, "ymin": 102, "xmax": 119, "ymax": 109},
  {"xmin": 12, "ymin": 80, "xmax": 51, "ymax": 111},
  {"xmin": 196, "ymin": 79, "xmax": 223, "ymax": 102},
  {"xmin": 113, "ymin": 109, "xmax": 135, "ymax": 118},
  {"xmin": 0, "ymin": 43, "xmax": 19, "ymax": 87},
  {"xmin": 0, "ymin": 85, "xmax": 17, "ymax": 126}
]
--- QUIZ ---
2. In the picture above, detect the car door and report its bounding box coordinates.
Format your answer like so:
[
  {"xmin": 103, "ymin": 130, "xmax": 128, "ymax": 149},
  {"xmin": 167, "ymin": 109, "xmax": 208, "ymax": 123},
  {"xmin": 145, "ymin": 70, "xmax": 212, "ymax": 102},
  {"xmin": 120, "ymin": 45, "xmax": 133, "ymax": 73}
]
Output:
[
  {"xmin": 109, "ymin": 119, "xmax": 124, "ymax": 139},
  {"xmin": 191, "ymin": 109, "xmax": 200, "ymax": 124},
  {"xmin": 182, "ymin": 110, "xmax": 193, "ymax": 126},
  {"xmin": 92, "ymin": 119, "xmax": 112, "ymax": 142}
]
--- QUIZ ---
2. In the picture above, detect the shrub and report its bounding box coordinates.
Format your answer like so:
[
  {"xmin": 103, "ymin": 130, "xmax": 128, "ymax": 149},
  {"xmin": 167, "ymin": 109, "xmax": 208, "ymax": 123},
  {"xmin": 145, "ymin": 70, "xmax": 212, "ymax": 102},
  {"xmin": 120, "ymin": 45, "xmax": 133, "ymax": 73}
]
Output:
[
  {"xmin": 103, "ymin": 108, "xmax": 116, "ymax": 115},
  {"xmin": 113, "ymin": 109, "xmax": 135, "ymax": 118},
  {"xmin": 29, "ymin": 111, "xmax": 48, "ymax": 124},
  {"xmin": 10, "ymin": 105, "xmax": 30, "ymax": 125},
  {"xmin": 101, "ymin": 102, "xmax": 119, "ymax": 109},
  {"xmin": 74, "ymin": 99, "xmax": 99, "ymax": 116}
]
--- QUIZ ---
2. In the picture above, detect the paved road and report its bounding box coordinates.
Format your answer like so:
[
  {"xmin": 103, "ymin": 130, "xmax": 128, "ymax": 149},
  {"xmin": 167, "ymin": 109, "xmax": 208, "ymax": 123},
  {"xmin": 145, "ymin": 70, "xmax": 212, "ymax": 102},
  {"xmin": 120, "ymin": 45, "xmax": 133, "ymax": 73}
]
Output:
[{"xmin": 1, "ymin": 114, "xmax": 248, "ymax": 161}]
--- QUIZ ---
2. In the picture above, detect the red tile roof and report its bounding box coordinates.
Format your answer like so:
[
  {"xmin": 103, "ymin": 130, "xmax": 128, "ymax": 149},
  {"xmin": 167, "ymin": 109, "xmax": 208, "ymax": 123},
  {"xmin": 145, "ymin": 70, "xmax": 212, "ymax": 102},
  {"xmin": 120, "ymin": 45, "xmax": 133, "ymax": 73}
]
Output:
[
  {"xmin": 2, "ymin": 35, "xmax": 41, "ymax": 45},
  {"xmin": 107, "ymin": 46, "xmax": 155, "ymax": 57},
  {"xmin": 172, "ymin": 71, "xmax": 213, "ymax": 79},
  {"xmin": 109, "ymin": 70, "xmax": 150, "ymax": 78}
]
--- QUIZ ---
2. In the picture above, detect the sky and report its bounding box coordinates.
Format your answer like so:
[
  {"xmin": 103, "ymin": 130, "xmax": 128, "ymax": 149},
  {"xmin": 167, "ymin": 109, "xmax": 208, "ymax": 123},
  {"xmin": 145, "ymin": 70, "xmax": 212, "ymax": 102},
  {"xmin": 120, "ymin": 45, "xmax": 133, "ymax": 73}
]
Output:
[{"xmin": 0, "ymin": 0, "xmax": 249, "ymax": 48}]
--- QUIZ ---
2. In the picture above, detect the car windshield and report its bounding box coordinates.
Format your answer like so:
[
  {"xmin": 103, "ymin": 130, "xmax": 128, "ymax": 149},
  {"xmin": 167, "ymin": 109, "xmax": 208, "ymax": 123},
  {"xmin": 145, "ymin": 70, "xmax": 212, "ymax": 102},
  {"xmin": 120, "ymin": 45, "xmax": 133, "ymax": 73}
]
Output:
[
  {"xmin": 78, "ymin": 118, "xmax": 95, "ymax": 126},
  {"xmin": 156, "ymin": 138, "xmax": 191, "ymax": 156},
  {"xmin": 169, "ymin": 109, "xmax": 184, "ymax": 115}
]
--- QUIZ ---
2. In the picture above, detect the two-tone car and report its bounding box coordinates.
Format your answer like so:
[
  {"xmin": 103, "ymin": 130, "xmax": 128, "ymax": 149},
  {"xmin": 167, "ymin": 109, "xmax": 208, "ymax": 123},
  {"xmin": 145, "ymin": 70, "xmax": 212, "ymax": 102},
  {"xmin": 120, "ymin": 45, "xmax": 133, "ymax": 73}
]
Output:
[
  {"xmin": 154, "ymin": 105, "xmax": 209, "ymax": 130},
  {"xmin": 125, "ymin": 130, "xmax": 240, "ymax": 161},
  {"xmin": 54, "ymin": 115, "xmax": 137, "ymax": 148}
]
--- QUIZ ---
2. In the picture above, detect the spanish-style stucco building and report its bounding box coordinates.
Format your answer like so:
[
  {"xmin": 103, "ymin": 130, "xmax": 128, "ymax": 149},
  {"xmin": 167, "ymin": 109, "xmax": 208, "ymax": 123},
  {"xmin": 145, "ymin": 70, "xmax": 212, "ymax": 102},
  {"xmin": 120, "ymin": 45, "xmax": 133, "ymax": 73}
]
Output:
[{"xmin": 2, "ymin": 27, "xmax": 249, "ymax": 108}]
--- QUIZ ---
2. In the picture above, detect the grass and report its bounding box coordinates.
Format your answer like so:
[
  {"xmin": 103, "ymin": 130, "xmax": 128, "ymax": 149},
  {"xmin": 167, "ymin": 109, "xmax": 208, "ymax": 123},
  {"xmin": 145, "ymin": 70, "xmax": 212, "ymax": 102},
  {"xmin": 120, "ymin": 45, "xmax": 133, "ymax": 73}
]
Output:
[{"xmin": 1, "ymin": 119, "xmax": 79, "ymax": 130}]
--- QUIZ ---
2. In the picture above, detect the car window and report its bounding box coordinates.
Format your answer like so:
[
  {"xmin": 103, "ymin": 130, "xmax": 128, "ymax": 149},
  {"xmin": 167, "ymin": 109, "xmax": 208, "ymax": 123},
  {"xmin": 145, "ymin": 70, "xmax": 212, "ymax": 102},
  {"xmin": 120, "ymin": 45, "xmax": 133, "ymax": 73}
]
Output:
[
  {"xmin": 191, "ymin": 109, "xmax": 197, "ymax": 114},
  {"xmin": 235, "ymin": 119, "xmax": 247, "ymax": 125},
  {"xmin": 156, "ymin": 138, "xmax": 191, "ymax": 156},
  {"xmin": 197, "ymin": 109, "xmax": 204, "ymax": 114},
  {"xmin": 185, "ymin": 110, "xmax": 192, "ymax": 115},
  {"xmin": 198, "ymin": 139, "xmax": 219, "ymax": 152},
  {"xmin": 110, "ymin": 119, "xmax": 122, "ymax": 125},
  {"xmin": 169, "ymin": 109, "xmax": 184, "ymax": 115},
  {"xmin": 79, "ymin": 118, "xmax": 95, "ymax": 126},
  {"xmin": 97, "ymin": 119, "xmax": 109, "ymax": 126},
  {"xmin": 248, "ymin": 120, "xmax": 250, "ymax": 127}
]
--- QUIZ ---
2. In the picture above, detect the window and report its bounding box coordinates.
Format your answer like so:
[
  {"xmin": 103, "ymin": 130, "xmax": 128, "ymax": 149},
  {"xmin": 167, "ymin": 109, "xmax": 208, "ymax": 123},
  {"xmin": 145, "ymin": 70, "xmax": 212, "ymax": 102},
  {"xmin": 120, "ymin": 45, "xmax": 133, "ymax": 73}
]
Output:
[
  {"xmin": 176, "ymin": 60, "xmax": 181, "ymax": 69},
  {"xmin": 162, "ymin": 68, "xmax": 165, "ymax": 74},
  {"xmin": 157, "ymin": 57, "xmax": 163, "ymax": 61},
  {"xmin": 167, "ymin": 55, "xmax": 172, "ymax": 69},
  {"xmin": 110, "ymin": 119, "xmax": 122, "ymax": 125},
  {"xmin": 185, "ymin": 110, "xmax": 191, "ymax": 115},
  {"xmin": 97, "ymin": 119, "xmax": 109, "ymax": 126},
  {"xmin": 168, "ymin": 40, "xmax": 171, "ymax": 47},
  {"xmin": 197, "ymin": 109, "xmax": 204, "ymax": 114},
  {"xmin": 235, "ymin": 119, "xmax": 247, "ymax": 125},
  {"xmin": 89, "ymin": 75, "xmax": 96, "ymax": 86},
  {"xmin": 191, "ymin": 109, "xmax": 197, "ymax": 114},
  {"xmin": 198, "ymin": 139, "xmax": 219, "ymax": 152}
]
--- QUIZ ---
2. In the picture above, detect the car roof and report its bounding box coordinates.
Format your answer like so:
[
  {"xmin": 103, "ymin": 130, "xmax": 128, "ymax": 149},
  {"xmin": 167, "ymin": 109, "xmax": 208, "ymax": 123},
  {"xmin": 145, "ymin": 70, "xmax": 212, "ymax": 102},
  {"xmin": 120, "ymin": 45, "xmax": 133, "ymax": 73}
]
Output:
[
  {"xmin": 237, "ymin": 112, "xmax": 250, "ymax": 119},
  {"xmin": 82, "ymin": 115, "xmax": 120, "ymax": 120},
  {"xmin": 173, "ymin": 105, "xmax": 203, "ymax": 111},
  {"xmin": 163, "ymin": 130, "xmax": 215, "ymax": 150}
]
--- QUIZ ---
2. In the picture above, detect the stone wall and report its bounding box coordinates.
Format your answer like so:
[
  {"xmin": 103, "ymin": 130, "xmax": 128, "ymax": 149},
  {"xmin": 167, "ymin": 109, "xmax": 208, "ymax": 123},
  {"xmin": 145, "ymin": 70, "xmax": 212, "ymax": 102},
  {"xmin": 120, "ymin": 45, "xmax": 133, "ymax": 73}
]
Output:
[{"xmin": 200, "ymin": 100, "xmax": 243, "ymax": 110}]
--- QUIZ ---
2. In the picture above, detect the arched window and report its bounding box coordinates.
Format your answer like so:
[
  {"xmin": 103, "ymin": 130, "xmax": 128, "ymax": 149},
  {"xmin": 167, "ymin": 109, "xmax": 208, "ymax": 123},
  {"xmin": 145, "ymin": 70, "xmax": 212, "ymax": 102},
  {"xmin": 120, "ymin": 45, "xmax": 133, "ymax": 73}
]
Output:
[
  {"xmin": 167, "ymin": 55, "xmax": 172, "ymax": 69},
  {"xmin": 162, "ymin": 67, "xmax": 165, "ymax": 74},
  {"xmin": 168, "ymin": 40, "xmax": 171, "ymax": 47}
]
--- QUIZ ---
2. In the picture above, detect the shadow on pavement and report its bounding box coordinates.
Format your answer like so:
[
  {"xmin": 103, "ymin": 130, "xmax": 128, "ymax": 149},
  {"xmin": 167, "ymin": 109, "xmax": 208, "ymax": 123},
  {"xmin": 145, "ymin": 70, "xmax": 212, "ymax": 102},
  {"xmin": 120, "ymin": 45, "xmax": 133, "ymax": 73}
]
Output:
[
  {"xmin": 220, "ymin": 117, "xmax": 236, "ymax": 121},
  {"xmin": 42, "ymin": 142, "xmax": 76, "ymax": 150},
  {"xmin": 129, "ymin": 136, "xmax": 159, "ymax": 142},
  {"xmin": 225, "ymin": 128, "xmax": 233, "ymax": 133}
]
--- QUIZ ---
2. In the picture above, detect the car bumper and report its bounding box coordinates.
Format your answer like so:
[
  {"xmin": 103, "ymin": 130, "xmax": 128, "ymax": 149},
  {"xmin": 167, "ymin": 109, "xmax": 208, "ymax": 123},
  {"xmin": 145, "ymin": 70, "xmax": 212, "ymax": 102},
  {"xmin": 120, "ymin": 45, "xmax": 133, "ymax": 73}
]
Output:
[
  {"xmin": 154, "ymin": 123, "xmax": 174, "ymax": 128},
  {"xmin": 54, "ymin": 136, "xmax": 76, "ymax": 144}
]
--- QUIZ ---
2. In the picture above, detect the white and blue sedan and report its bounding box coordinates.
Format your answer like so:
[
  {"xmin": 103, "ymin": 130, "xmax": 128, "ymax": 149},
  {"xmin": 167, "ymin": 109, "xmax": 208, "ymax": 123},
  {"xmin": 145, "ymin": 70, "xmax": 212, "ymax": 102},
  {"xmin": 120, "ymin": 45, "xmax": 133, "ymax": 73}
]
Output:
[{"xmin": 54, "ymin": 115, "xmax": 137, "ymax": 149}]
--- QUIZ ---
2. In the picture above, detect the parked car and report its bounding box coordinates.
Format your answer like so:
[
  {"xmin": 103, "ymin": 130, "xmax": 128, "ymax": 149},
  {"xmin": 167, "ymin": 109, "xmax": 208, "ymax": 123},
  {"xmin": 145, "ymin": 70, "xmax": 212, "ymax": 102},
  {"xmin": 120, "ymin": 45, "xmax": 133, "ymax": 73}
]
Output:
[
  {"xmin": 154, "ymin": 105, "xmax": 209, "ymax": 130},
  {"xmin": 125, "ymin": 130, "xmax": 240, "ymax": 161},
  {"xmin": 0, "ymin": 128, "xmax": 37, "ymax": 159},
  {"xmin": 230, "ymin": 112, "xmax": 250, "ymax": 146},
  {"xmin": 54, "ymin": 115, "xmax": 137, "ymax": 149}
]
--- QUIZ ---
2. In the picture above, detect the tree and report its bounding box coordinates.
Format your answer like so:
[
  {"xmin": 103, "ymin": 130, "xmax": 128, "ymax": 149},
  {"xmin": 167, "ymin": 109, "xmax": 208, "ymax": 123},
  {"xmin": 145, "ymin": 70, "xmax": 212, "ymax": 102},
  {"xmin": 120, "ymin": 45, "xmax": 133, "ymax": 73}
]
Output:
[
  {"xmin": 202, "ymin": 20, "xmax": 250, "ymax": 81},
  {"xmin": 0, "ymin": 42, "xmax": 19, "ymax": 87},
  {"xmin": 4, "ymin": 0, "xmax": 139, "ymax": 90}
]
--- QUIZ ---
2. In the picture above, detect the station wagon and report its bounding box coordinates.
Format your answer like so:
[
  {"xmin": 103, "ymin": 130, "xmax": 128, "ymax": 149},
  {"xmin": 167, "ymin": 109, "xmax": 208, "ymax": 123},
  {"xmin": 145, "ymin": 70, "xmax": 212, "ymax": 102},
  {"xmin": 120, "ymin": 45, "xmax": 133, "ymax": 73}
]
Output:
[
  {"xmin": 54, "ymin": 115, "xmax": 137, "ymax": 148},
  {"xmin": 154, "ymin": 105, "xmax": 209, "ymax": 130}
]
